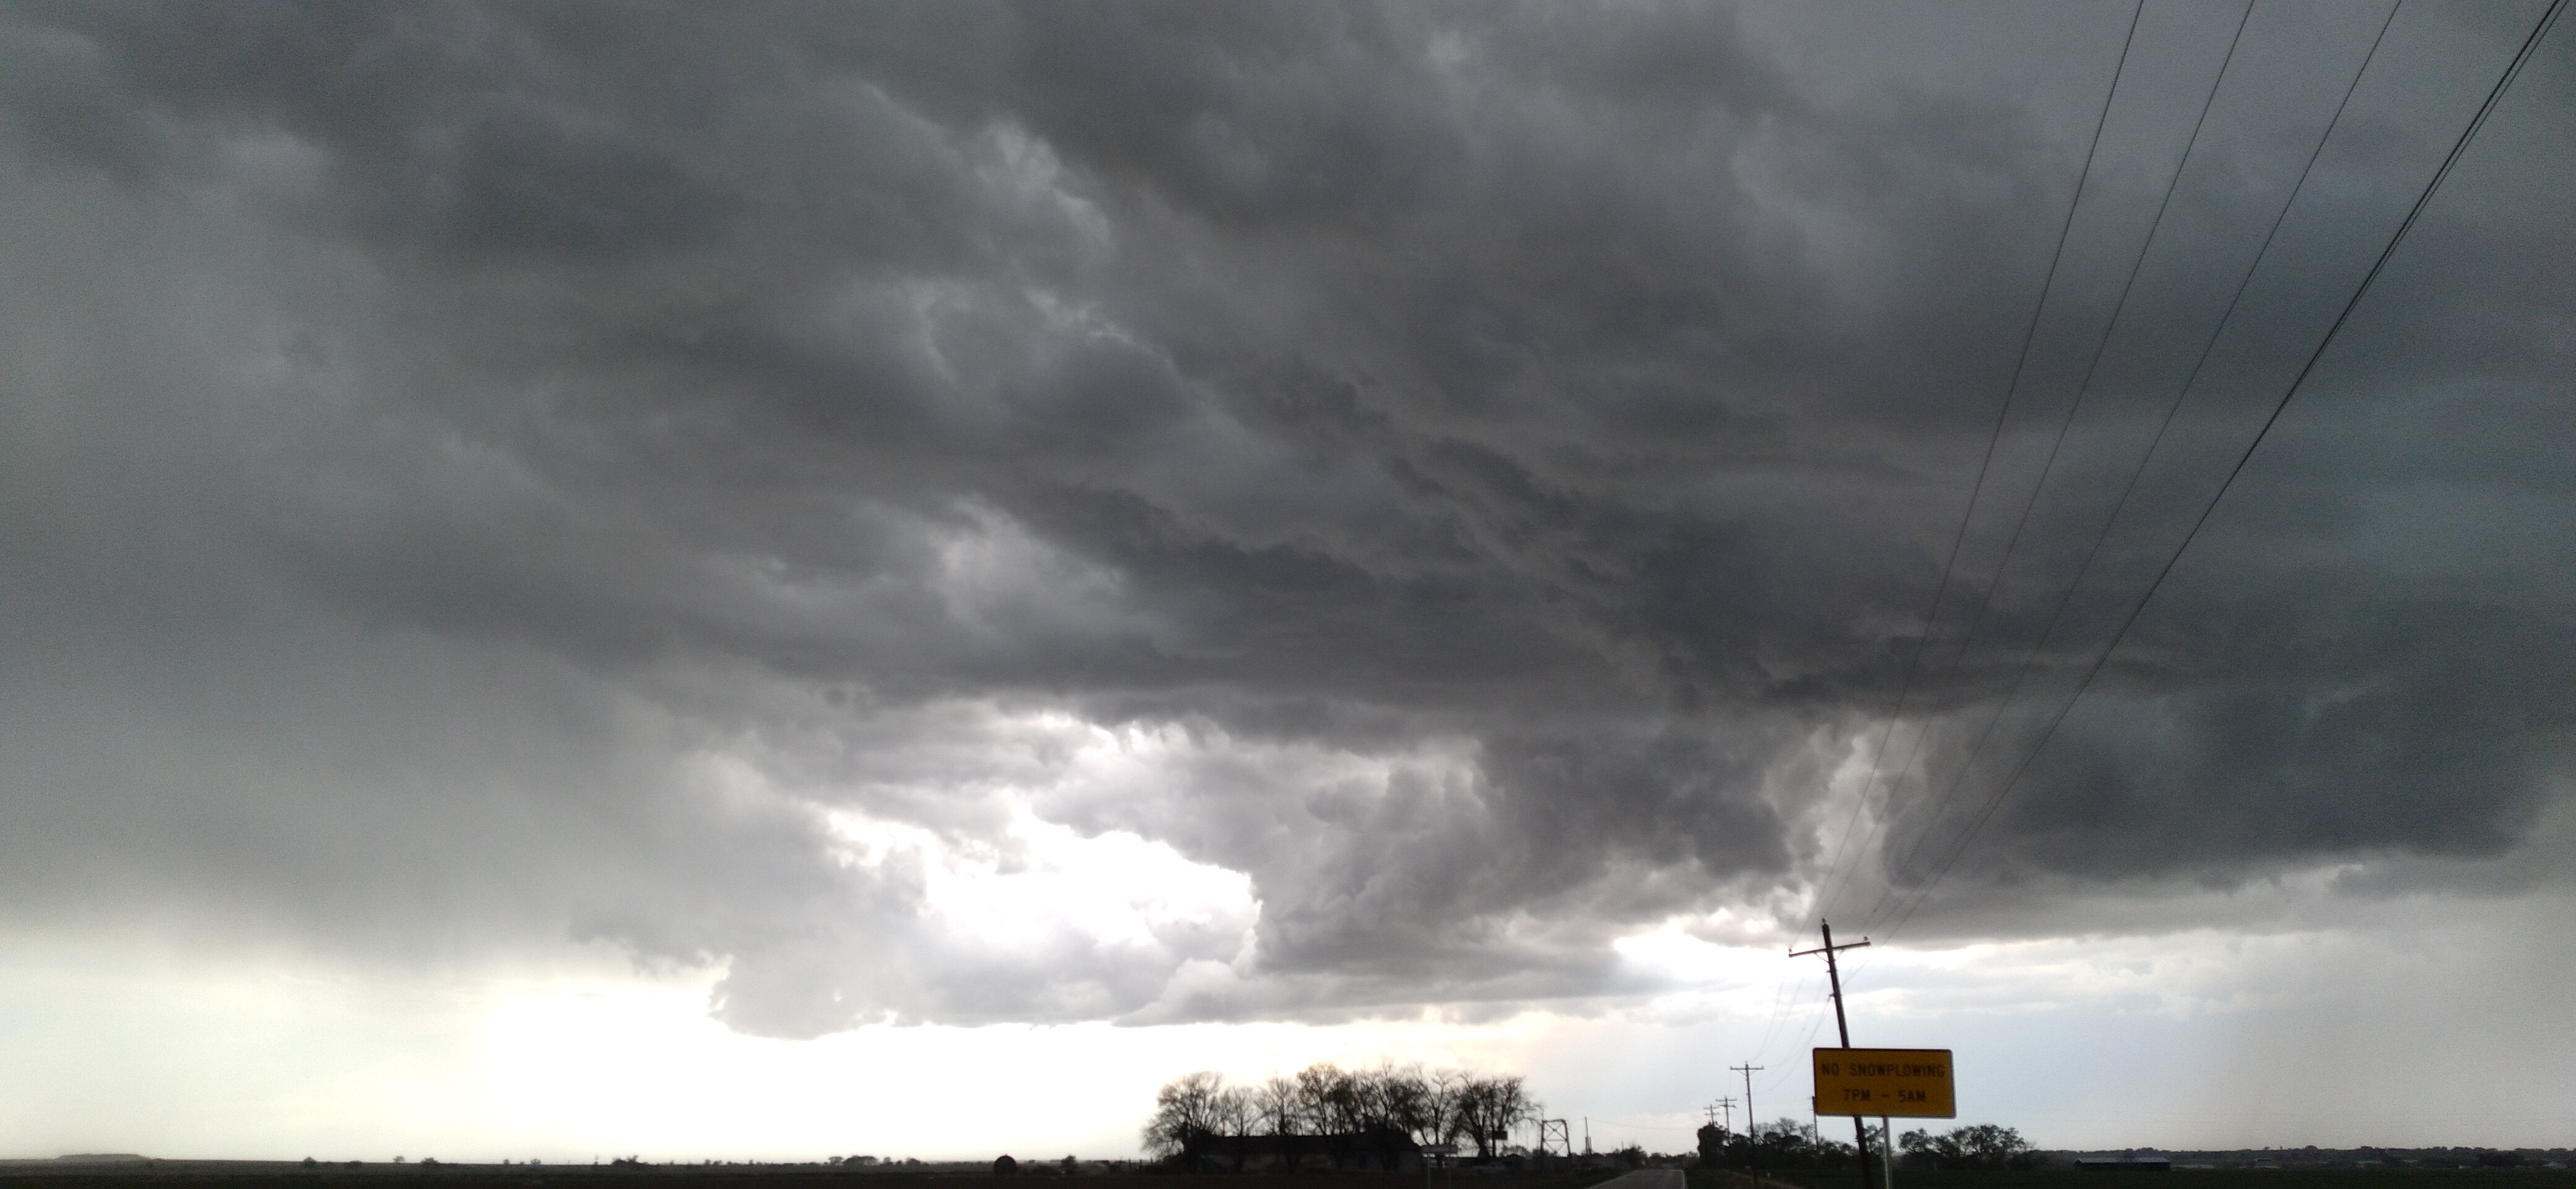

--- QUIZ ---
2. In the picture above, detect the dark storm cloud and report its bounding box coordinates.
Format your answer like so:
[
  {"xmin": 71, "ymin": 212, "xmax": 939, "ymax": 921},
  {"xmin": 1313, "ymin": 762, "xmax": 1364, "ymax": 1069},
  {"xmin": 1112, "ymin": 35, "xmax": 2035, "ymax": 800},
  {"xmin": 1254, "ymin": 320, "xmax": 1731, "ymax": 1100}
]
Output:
[{"xmin": 0, "ymin": 0, "xmax": 2567, "ymax": 1033}]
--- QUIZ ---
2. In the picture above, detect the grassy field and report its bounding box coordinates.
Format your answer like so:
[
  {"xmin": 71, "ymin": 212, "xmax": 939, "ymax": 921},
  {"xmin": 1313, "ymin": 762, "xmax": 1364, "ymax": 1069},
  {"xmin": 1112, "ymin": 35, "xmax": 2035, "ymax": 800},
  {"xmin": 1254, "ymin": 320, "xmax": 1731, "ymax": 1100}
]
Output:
[
  {"xmin": 1704, "ymin": 1171, "xmax": 2576, "ymax": 1189},
  {"xmin": 0, "ymin": 1168, "xmax": 1634, "ymax": 1189},
  {"xmin": 21, "ymin": 1167, "xmax": 2573, "ymax": 1189}
]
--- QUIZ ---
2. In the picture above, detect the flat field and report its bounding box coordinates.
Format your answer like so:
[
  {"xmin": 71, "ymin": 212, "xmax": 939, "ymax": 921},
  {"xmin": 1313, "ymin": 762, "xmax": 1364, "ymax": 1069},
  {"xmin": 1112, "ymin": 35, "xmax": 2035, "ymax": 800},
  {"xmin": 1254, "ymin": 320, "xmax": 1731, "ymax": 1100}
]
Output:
[
  {"xmin": 1711, "ymin": 1172, "xmax": 2576, "ymax": 1189},
  {"xmin": 0, "ymin": 1167, "xmax": 1629, "ymax": 1189}
]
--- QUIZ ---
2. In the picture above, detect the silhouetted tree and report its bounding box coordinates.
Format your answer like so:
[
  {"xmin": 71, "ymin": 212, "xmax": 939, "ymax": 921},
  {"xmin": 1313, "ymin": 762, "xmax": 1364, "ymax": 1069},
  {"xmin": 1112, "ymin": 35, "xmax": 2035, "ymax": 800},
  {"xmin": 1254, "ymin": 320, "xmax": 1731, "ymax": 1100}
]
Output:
[
  {"xmin": 1141, "ymin": 1072, "xmax": 1229, "ymax": 1159},
  {"xmin": 1255, "ymin": 1076, "xmax": 1303, "ymax": 1137},
  {"xmin": 1424, "ymin": 1069, "xmax": 1466, "ymax": 1149},
  {"xmin": 1449, "ymin": 1074, "xmax": 1530, "ymax": 1159}
]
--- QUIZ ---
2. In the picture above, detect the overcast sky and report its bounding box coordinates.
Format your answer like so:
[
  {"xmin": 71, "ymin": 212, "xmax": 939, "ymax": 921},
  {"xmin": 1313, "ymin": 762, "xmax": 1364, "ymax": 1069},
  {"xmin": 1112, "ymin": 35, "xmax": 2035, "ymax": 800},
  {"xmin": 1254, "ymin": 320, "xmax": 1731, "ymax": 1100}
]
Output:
[{"xmin": 2, "ymin": 0, "xmax": 2571, "ymax": 1162}]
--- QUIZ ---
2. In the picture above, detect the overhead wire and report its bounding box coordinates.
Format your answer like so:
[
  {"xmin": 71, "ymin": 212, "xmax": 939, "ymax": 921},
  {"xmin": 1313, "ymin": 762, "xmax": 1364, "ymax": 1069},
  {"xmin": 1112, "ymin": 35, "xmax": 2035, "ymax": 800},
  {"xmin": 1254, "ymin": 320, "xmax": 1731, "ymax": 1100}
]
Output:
[
  {"xmin": 1806, "ymin": 0, "xmax": 2149, "ymax": 931},
  {"xmin": 1851, "ymin": 0, "xmax": 2261, "ymax": 930},
  {"xmin": 1746, "ymin": 967, "xmax": 1812, "ymax": 1064},
  {"xmin": 1765, "ymin": 0, "xmax": 2558, "ymax": 1100},
  {"xmin": 1876, "ymin": 0, "xmax": 2567, "ymax": 946},
  {"xmin": 1782, "ymin": 3, "xmax": 2152, "ymax": 1102},
  {"xmin": 1746, "ymin": 969, "xmax": 1825, "ymax": 1086},
  {"xmin": 1869, "ymin": 0, "xmax": 2411, "ymax": 941}
]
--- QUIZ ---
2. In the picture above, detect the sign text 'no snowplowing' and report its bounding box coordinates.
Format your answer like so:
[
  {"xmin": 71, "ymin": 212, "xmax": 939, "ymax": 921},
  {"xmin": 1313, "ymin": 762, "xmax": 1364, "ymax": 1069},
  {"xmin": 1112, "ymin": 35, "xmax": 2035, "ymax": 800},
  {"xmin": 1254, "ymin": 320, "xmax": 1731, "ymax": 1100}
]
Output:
[{"xmin": 1812, "ymin": 1048, "xmax": 1956, "ymax": 1118}]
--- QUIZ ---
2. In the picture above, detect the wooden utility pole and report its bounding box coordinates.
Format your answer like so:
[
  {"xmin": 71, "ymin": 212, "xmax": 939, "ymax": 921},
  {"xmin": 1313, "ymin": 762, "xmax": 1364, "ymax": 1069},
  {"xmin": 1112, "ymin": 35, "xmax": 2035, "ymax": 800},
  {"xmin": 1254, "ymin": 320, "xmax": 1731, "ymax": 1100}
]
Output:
[
  {"xmin": 1791, "ymin": 921, "xmax": 1876, "ymax": 1189},
  {"xmin": 1731, "ymin": 1062, "xmax": 1765, "ymax": 1170}
]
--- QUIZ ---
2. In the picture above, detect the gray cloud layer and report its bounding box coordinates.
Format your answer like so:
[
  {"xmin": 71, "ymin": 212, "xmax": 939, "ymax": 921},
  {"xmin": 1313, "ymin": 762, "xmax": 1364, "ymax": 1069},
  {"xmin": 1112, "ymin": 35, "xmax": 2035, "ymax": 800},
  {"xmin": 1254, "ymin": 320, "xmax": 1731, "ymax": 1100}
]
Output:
[{"xmin": 1, "ymin": 0, "xmax": 2568, "ymax": 1036}]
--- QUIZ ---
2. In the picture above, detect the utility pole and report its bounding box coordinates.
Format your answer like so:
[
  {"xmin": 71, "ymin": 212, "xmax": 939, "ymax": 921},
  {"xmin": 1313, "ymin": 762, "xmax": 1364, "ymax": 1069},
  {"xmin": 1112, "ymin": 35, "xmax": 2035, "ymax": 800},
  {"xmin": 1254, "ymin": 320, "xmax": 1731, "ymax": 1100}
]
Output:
[
  {"xmin": 1732, "ymin": 1062, "xmax": 1765, "ymax": 1170},
  {"xmin": 1791, "ymin": 920, "xmax": 1875, "ymax": 1189},
  {"xmin": 1717, "ymin": 1096, "xmax": 1736, "ymax": 1135}
]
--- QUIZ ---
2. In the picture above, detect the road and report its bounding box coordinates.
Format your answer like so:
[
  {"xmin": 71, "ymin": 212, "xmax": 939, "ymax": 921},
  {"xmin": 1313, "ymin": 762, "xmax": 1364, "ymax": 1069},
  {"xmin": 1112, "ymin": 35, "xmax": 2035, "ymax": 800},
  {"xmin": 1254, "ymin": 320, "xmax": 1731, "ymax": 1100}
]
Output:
[{"xmin": 1587, "ymin": 1170, "xmax": 1683, "ymax": 1189}]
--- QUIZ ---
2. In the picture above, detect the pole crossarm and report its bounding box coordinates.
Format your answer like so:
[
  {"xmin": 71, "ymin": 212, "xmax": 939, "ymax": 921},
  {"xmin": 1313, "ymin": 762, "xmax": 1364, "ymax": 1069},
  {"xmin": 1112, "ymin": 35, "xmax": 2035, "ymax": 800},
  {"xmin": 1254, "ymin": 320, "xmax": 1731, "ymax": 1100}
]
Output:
[{"xmin": 1785, "ymin": 938, "xmax": 1868, "ymax": 959}]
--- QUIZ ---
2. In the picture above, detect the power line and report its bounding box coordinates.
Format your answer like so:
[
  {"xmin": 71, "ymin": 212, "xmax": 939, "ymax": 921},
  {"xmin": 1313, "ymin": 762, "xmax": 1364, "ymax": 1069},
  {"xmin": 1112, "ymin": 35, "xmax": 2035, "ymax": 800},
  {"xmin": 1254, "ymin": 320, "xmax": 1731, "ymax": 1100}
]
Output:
[
  {"xmin": 1865, "ymin": 0, "xmax": 2399, "ymax": 930},
  {"xmin": 1745, "ymin": 974, "xmax": 1833, "ymax": 1102},
  {"xmin": 1853, "ymin": 0, "xmax": 2259, "ymax": 931},
  {"xmin": 1747, "ymin": 959, "xmax": 1824, "ymax": 1069},
  {"xmin": 1747, "ymin": 969, "xmax": 1830, "ymax": 1089},
  {"xmin": 1809, "ymin": 0, "xmax": 2149, "ymax": 928},
  {"xmin": 1878, "ymin": 0, "xmax": 2568, "ymax": 946}
]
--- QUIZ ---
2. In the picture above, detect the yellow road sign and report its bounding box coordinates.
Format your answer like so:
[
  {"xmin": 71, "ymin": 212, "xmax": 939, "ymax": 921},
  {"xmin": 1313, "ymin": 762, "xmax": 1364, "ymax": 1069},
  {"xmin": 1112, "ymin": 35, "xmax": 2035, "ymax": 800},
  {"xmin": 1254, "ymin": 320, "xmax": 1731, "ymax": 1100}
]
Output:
[{"xmin": 1812, "ymin": 1047, "xmax": 1955, "ymax": 1118}]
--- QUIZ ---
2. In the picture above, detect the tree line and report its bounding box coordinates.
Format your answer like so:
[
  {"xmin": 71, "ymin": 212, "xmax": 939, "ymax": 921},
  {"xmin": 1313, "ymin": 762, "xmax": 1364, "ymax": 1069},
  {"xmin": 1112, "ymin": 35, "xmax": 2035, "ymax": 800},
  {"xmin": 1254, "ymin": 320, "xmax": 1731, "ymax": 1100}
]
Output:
[
  {"xmin": 1144, "ymin": 1064, "xmax": 1534, "ymax": 1162},
  {"xmin": 1704, "ymin": 1119, "xmax": 1861, "ymax": 1171},
  {"xmin": 1899, "ymin": 1123, "xmax": 2036, "ymax": 1170},
  {"xmin": 1699, "ymin": 1120, "xmax": 2034, "ymax": 1174}
]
